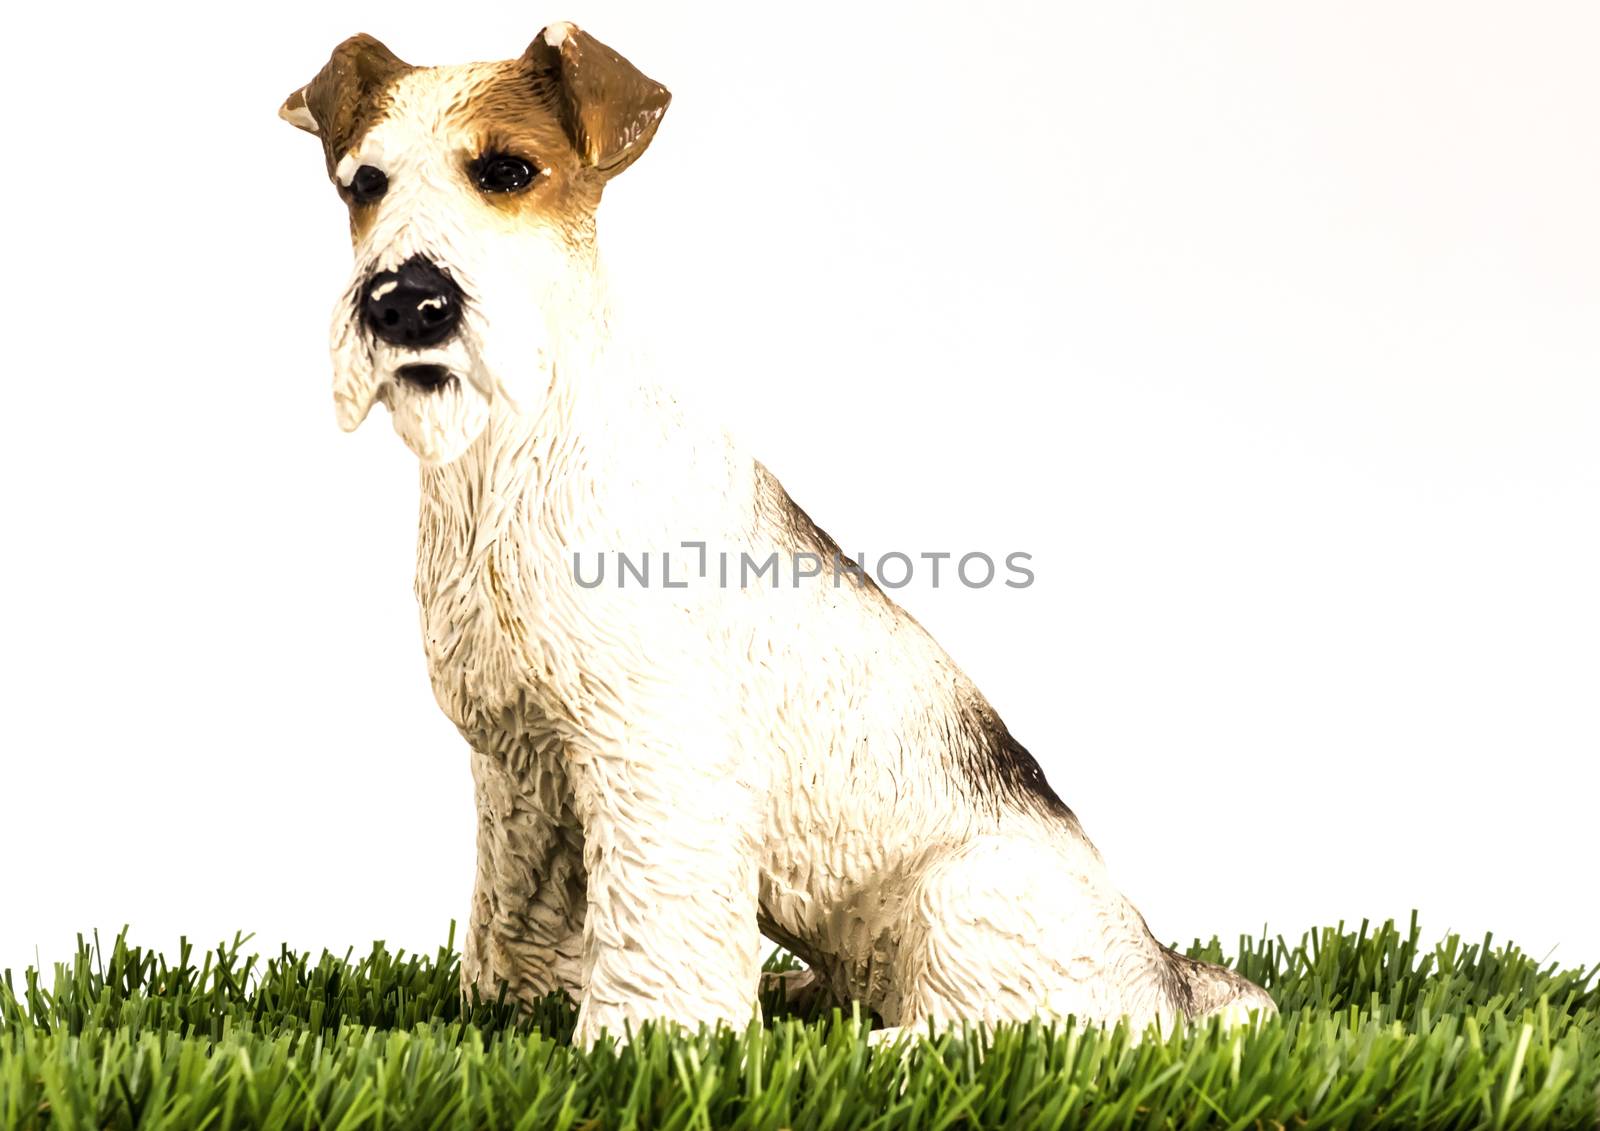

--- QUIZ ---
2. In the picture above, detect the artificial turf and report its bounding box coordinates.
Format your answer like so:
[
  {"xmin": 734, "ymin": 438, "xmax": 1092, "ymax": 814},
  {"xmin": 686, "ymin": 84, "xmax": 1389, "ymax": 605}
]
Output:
[{"xmin": 1, "ymin": 915, "xmax": 1595, "ymax": 1129}]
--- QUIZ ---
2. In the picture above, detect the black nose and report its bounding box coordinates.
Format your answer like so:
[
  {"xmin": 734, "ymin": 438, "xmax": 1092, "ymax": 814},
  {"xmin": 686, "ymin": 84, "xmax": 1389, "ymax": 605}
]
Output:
[{"xmin": 362, "ymin": 257, "xmax": 463, "ymax": 348}]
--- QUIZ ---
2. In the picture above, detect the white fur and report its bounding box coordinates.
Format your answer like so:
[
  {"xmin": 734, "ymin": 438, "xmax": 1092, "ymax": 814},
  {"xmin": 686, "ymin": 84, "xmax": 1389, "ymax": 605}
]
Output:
[
  {"xmin": 316, "ymin": 60, "xmax": 1275, "ymax": 1048},
  {"xmin": 280, "ymin": 97, "xmax": 319, "ymax": 133},
  {"xmin": 333, "ymin": 151, "xmax": 361, "ymax": 186}
]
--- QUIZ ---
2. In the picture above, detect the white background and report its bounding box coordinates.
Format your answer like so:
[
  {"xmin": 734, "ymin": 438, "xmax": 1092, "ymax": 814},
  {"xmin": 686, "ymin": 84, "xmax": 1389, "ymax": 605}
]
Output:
[{"xmin": 1, "ymin": 1, "xmax": 1595, "ymax": 978}]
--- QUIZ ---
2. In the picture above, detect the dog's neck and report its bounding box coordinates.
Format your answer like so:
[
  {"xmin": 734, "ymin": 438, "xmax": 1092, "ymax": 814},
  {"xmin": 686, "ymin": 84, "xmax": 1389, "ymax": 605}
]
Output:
[
  {"xmin": 415, "ymin": 278, "xmax": 681, "ymax": 559},
  {"xmin": 412, "ymin": 246, "xmax": 745, "ymax": 607},
  {"xmin": 419, "ymin": 354, "xmax": 598, "ymax": 549}
]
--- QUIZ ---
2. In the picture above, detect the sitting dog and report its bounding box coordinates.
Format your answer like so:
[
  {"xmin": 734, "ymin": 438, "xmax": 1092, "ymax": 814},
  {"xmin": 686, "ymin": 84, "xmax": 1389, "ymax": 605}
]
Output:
[{"xmin": 280, "ymin": 23, "xmax": 1274, "ymax": 1046}]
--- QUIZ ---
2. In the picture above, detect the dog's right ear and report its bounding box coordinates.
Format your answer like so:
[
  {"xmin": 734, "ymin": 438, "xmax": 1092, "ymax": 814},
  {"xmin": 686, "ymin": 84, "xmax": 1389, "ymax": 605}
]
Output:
[
  {"xmin": 279, "ymin": 35, "xmax": 413, "ymax": 179},
  {"xmin": 525, "ymin": 23, "xmax": 671, "ymax": 180}
]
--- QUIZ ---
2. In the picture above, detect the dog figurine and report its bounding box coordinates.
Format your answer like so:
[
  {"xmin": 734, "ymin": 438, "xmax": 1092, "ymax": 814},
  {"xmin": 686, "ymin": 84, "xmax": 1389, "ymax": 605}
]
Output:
[{"xmin": 280, "ymin": 23, "xmax": 1274, "ymax": 1047}]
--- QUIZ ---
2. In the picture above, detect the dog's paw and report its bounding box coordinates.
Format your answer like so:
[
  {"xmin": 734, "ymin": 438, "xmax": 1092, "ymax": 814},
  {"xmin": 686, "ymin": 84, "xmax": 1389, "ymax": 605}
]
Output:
[
  {"xmin": 760, "ymin": 967, "xmax": 842, "ymax": 1018},
  {"xmin": 759, "ymin": 967, "xmax": 817, "ymax": 1001},
  {"xmin": 1194, "ymin": 991, "xmax": 1277, "ymax": 1031},
  {"xmin": 866, "ymin": 1025, "xmax": 914, "ymax": 1050}
]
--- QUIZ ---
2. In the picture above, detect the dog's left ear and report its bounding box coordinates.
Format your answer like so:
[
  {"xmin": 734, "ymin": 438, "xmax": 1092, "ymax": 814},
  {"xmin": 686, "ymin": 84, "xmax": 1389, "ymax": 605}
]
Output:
[{"xmin": 526, "ymin": 23, "xmax": 671, "ymax": 179}]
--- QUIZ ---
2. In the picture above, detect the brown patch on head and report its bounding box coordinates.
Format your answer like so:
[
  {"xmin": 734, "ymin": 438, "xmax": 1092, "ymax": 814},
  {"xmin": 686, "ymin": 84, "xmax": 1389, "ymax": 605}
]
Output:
[
  {"xmin": 443, "ymin": 57, "xmax": 605, "ymax": 243},
  {"xmin": 279, "ymin": 34, "xmax": 412, "ymax": 181},
  {"xmin": 442, "ymin": 25, "xmax": 672, "ymax": 241}
]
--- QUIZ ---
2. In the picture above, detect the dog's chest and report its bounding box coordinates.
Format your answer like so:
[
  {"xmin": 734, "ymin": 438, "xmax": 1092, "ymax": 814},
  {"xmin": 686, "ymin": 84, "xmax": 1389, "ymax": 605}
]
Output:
[{"xmin": 415, "ymin": 538, "xmax": 567, "ymax": 755}]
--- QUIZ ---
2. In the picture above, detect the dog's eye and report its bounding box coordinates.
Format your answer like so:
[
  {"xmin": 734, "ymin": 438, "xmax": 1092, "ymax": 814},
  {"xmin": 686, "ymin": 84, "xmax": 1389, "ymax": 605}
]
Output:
[
  {"xmin": 473, "ymin": 154, "xmax": 537, "ymax": 194},
  {"xmin": 348, "ymin": 165, "xmax": 389, "ymax": 204}
]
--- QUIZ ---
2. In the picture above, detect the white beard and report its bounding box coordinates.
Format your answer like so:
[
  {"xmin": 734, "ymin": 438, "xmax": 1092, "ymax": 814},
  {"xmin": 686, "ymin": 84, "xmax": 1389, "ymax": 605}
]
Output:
[{"xmin": 327, "ymin": 217, "xmax": 598, "ymax": 466}]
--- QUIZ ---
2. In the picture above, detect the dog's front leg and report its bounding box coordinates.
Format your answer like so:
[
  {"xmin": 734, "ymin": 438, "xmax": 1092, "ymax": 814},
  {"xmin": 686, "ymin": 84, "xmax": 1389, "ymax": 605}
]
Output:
[
  {"xmin": 461, "ymin": 747, "xmax": 587, "ymax": 1009},
  {"xmin": 567, "ymin": 736, "xmax": 765, "ymax": 1047}
]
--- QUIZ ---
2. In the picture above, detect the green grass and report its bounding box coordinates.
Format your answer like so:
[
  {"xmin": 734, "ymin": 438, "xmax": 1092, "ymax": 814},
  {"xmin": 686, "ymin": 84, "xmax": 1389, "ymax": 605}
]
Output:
[{"xmin": 1, "ymin": 915, "xmax": 1595, "ymax": 1130}]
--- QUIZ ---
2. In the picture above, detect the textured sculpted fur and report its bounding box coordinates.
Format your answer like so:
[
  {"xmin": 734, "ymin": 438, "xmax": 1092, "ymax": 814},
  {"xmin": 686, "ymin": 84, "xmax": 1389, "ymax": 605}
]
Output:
[{"xmin": 280, "ymin": 23, "xmax": 1274, "ymax": 1046}]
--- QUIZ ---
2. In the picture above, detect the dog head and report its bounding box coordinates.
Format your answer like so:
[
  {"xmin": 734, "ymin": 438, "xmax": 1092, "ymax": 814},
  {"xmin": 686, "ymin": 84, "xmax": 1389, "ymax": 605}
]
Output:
[{"xmin": 281, "ymin": 25, "xmax": 670, "ymax": 464}]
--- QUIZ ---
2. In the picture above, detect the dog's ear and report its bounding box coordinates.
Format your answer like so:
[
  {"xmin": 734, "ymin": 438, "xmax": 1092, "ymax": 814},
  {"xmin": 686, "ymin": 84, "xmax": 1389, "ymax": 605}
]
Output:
[
  {"xmin": 279, "ymin": 35, "xmax": 412, "ymax": 176},
  {"xmin": 525, "ymin": 23, "xmax": 671, "ymax": 179}
]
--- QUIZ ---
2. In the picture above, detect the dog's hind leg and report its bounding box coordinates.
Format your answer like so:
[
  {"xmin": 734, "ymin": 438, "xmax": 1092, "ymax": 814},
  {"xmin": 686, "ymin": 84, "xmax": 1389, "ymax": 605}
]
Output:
[
  {"xmin": 462, "ymin": 747, "xmax": 588, "ymax": 1009},
  {"xmin": 888, "ymin": 834, "xmax": 1195, "ymax": 1036},
  {"xmin": 1163, "ymin": 946, "xmax": 1277, "ymax": 1026}
]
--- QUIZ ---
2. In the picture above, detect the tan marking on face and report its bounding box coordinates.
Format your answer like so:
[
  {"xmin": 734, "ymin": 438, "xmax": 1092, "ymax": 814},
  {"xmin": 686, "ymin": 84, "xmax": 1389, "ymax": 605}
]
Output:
[
  {"xmin": 340, "ymin": 164, "xmax": 388, "ymax": 244},
  {"xmin": 446, "ymin": 59, "xmax": 603, "ymax": 245},
  {"xmin": 347, "ymin": 199, "xmax": 381, "ymax": 244},
  {"xmin": 333, "ymin": 60, "xmax": 603, "ymax": 252}
]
